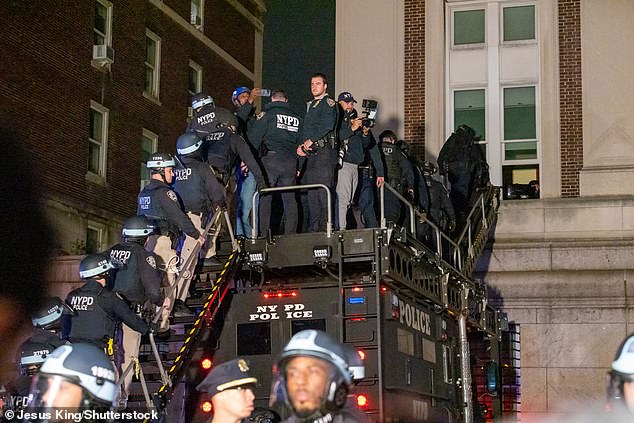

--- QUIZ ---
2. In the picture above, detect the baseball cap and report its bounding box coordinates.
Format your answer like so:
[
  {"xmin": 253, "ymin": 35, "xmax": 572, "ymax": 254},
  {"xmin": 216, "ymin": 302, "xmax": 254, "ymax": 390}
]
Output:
[
  {"xmin": 337, "ymin": 92, "xmax": 356, "ymax": 103},
  {"xmin": 196, "ymin": 358, "xmax": 257, "ymax": 396}
]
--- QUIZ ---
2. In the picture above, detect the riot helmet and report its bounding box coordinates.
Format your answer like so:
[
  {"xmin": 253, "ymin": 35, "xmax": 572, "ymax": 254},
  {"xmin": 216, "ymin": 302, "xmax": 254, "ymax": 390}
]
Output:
[
  {"xmin": 176, "ymin": 132, "xmax": 204, "ymax": 156},
  {"xmin": 608, "ymin": 334, "xmax": 634, "ymax": 412},
  {"xmin": 379, "ymin": 130, "xmax": 397, "ymax": 144},
  {"xmin": 79, "ymin": 253, "xmax": 114, "ymax": 280},
  {"xmin": 32, "ymin": 297, "xmax": 73, "ymax": 330},
  {"xmin": 270, "ymin": 330, "xmax": 364, "ymax": 417},
  {"xmin": 19, "ymin": 338, "xmax": 59, "ymax": 376},
  {"xmin": 422, "ymin": 161, "xmax": 438, "ymax": 176},
  {"xmin": 146, "ymin": 152, "xmax": 176, "ymax": 184},
  {"xmin": 213, "ymin": 107, "xmax": 239, "ymax": 131},
  {"xmin": 121, "ymin": 215, "xmax": 156, "ymax": 242},
  {"xmin": 192, "ymin": 92, "xmax": 214, "ymax": 110},
  {"xmin": 232, "ymin": 86, "xmax": 251, "ymax": 107},
  {"xmin": 28, "ymin": 344, "xmax": 116, "ymax": 412}
]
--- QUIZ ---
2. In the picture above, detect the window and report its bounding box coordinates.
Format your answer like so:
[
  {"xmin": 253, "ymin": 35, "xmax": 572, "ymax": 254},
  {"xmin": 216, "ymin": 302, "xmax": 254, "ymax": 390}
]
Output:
[
  {"xmin": 291, "ymin": 319, "xmax": 326, "ymax": 336},
  {"xmin": 144, "ymin": 30, "xmax": 161, "ymax": 99},
  {"xmin": 454, "ymin": 89, "xmax": 487, "ymax": 158},
  {"xmin": 397, "ymin": 328, "xmax": 414, "ymax": 356},
  {"xmin": 503, "ymin": 5, "xmax": 535, "ymax": 42},
  {"xmin": 188, "ymin": 61, "xmax": 202, "ymax": 96},
  {"xmin": 191, "ymin": 0, "xmax": 205, "ymax": 29},
  {"xmin": 237, "ymin": 323, "xmax": 271, "ymax": 355},
  {"xmin": 86, "ymin": 224, "xmax": 103, "ymax": 254},
  {"xmin": 94, "ymin": 0, "xmax": 112, "ymax": 46},
  {"xmin": 453, "ymin": 9, "xmax": 485, "ymax": 45},
  {"xmin": 140, "ymin": 129, "xmax": 158, "ymax": 189},
  {"xmin": 422, "ymin": 338, "xmax": 437, "ymax": 364},
  {"xmin": 88, "ymin": 101, "xmax": 108, "ymax": 178}
]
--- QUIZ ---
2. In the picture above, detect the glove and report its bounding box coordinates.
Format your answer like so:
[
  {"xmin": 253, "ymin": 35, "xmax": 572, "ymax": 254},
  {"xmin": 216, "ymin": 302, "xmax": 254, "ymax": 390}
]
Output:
[
  {"xmin": 448, "ymin": 220, "xmax": 456, "ymax": 233},
  {"xmin": 405, "ymin": 189, "xmax": 415, "ymax": 203},
  {"xmin": 149, "ymin": 322, "xmax": 159, "ymax": 334}
]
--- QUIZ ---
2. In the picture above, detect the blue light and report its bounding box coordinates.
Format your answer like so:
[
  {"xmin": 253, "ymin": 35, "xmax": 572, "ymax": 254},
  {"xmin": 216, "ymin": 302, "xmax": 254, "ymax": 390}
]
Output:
[{"xmin": 348, "ymin": 297, "xmax": 365, "ymax": 305}]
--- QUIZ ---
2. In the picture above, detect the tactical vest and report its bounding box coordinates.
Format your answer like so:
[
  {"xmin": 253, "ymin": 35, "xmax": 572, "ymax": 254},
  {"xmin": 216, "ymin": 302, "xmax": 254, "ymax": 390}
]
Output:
[
  {"xmin": 109, "ymin": 242, "xmax": 141, "ymax": 303},
  {"xmin": 67, "ymin": 287, "xmax": 115, "ymax": 348},
  {"xmin": 138, "ymin": 183, "xmax": 179, "ymax": 239},
  {"xmin": 382, "ymin": 144, "xmax": 404, "ymax": 186},
  {"xmin": 206, "ymin": 129, "xmax": 233, "ymax": 175},
  {"xmin": 173, "ymin": 159, "xmax": 207, "ymax": 214}
]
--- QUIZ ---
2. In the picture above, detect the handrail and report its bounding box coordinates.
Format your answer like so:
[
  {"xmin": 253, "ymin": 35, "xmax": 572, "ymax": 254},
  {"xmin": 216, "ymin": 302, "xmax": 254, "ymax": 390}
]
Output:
[
  {"xmin": 379, "ymin": 182, "xmax": 416, "ymax": 236},
  {"xmin": 251, "ymin": 184, "xmax": 333, "ymax": 239},
  {"xmin": 413, "ymin": 208, "xmax": 462, "ymax": 270}
]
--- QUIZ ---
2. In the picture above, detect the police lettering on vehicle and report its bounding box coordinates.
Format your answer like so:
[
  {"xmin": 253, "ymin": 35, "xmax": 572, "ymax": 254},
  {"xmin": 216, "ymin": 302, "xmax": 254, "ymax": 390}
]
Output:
[
  {"xmin": 69, "ymin": 296, "xmax": 95, "ymax": 311},
  {"xmin": 110, "ymin": 249, "xmax": 131, "ymax": 265},
  {"xmin": 394, "ymin": 295, "xmax": 432, "ymax": 336},
  {"xmin": 139, "ymin": 196, "xmax": 151, "ymax": 211},
  {"xmin": 248, "ymin": 303, "xmax": 313, "ymax": 321},
  {"xmin": 276, "ymin": 114, "xmax": 300, "ymax": 132},
  {"xmin": 197, "ymin": 111, "xmax": 215, "ymax": 125},
  {"xmin": 173, "ymin": 167, "xmax": 192, "ymax": 181}
]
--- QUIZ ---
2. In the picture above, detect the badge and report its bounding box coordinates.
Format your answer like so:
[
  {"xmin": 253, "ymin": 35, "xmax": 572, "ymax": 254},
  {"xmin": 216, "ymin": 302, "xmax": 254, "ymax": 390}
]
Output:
[
  {"xmin": 256, "ymin": 112, "xmax": 266, "ymax": 120},
  {"xmin": 326, "ymin": 98, "xmax": 336, "ymax": 107},
  {"xmin": 146, "ymin": 256, "xmax": 157, "ymax": 269},
  {"xmin": 167, "ymin": 190, "xmax": 178, "ymax": 202},
  {"xmin": 237, "ymin": 359, "xmax": 249, "ymax": 372}
]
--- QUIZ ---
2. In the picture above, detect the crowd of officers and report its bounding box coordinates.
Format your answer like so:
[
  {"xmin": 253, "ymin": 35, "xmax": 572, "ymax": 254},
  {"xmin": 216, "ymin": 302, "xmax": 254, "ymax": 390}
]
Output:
[{"xmin": 2, "ymin": 73, "xmax": 494, "ymax": 422}]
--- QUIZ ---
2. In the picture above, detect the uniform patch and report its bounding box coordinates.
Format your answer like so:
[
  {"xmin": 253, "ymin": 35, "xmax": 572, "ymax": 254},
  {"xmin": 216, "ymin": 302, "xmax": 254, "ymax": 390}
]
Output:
[
  {"xmin": 326, "ymin": 98, "xmax": 336, "ymax": 107},
  {"xmin": 167, "ymin": 190, "xmax": 178, "ymax": 202},
  {"xmin": 256, "ymin": 112, "xmax": 266, "ymax": 120},
  {"xmin": 146, "ymin": 256, "xmax": 157, "ymax": 269},
  {"xmin": 238, "ymin": 359, "xmax": 249, "ymax": 372}
]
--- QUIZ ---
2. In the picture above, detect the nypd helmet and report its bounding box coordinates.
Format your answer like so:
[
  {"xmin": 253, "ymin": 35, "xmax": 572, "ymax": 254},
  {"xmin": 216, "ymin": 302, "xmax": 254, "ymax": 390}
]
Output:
[
  {"xmin": 176, "ymin": 133, "xmax": 204, "ymax": 156},
  {"xmin": 122, "ymin": 215, "xmax": 156, "ymax": 240},
  {"xmin": 231, "ymin": 86, "xmax": 251, "ymax": 107},
  {"xmin": 19, "ymin": 338, "xmax": 60, "ymax": 375},
  {"xmin": 213, "ymin": 107, "xmax": 239, "ymax": 130},
  {"xmin": 192, "ymin": 92, "xmax": 214, "ymax": 110},
  {"xmin": 146, "ymin": 152, "xmax": 176, "ymax": 170},
  {"xmin": 32, "ymin": 297, "xmax": 73, "ymax": 330},
  {"xmin": 28, "ymin": 343, "xmax": 116, "ymax": 410},
  {"xmin": 79, "ymin": 253, "xmax": 114, "ymax": 280},
  {"xmin": 608, "ymin": 334, "xmax": 634, "ymax": 404}
]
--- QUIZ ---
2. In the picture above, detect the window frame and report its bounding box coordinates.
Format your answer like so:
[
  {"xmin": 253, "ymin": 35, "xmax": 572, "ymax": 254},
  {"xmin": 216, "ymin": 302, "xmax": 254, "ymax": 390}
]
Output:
[
  {"xmin": 86, "ymin": 222, "xmax": 105, "ymax": 254},
  {"xmin": 144, "ymin": 29, "xmax": 162, "ymax": 100},
  {"xmin": 188, "ymin": 60, "xmax": 203, "ymax": 97},
  {"xmin": 501, "ymin": 84, "xmax": 540, "ymax": 166},
  {"xmin": 451, "ymin": 6, "xmax": 487, "ymax": 49},
  {"xmin": 140, "ymin": 129, "xmax": 158, "ymax": 190},
  {"xmin": 94, "ymin": 0, "xmax": 113, "ymax": 47},
  {"xmin": 190, "ymin": 0, "xmax": 205, "ymax": 30},
  {"xmin": 452, "ymin": 87, "xmax": 488, "ymax": 160},
  {"xmin": 88, "ymin": 100, "xmax": 109, "ymax": 179},
  {"xmin": 501, "ymin": 2, "xmax": 537, "ymax": 45}
]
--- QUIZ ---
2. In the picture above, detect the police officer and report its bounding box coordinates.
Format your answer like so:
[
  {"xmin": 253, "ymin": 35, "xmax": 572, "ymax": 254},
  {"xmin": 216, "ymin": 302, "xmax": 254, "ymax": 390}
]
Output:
[
  {"xmin": 196, "ymin": 358, "xmax": 257, "ymax": 423},
  {"xmin": 270, "ymin": 330, "xmax": 368, "ymax": 423},
  {"xmin": 297, "ymin": 73, "xmax": 339, "ymax": 233},
  {"xmin": 187, "ymin": 92, "xmax": 215, "ymax": 133},
  {"xmin": 249, "ymin": 90, "xmax": 301, "ymax": 235},
  {"xmin": 173, "ymin": 132, "xmax": 226, "ymax": 272},
  {"xmin": 107, "ymin": 216, "xmax": 168, "ymax": 403},
  {"xmin": 419, "ymin": 162, "xmax": 456, "ymax": 253},
  {"xmin": 65, "ymin": 253, "xmax": 150, "ymax": 356},
  {"xmin": 27, "ymin": 343, "xmax": 116, "ymax": 415},
  {"xmin": 608, "ymin": 333, "xmax": 634, "ymax": 414},
  {"xmin": 335, "ymin": 92, "xmax": 384, "ymax": 230},
  {"xmin": 137, "ymin": 153, "xmax": 204, "ymax": 331},
  {"xmin": 378, "ymin": 130, "xmax": 415, "ymax": 226}
]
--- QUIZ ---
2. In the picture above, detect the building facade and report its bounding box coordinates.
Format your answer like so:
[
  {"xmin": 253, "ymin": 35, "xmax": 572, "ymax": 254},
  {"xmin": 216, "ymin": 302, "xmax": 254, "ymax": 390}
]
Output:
[
  {"xmin": 337, "ymin": 0, "xmax": 634, "ymax": 421},
  {"xmin": 0, "ymin": 0, "xmax": 265, "ymax": 254}
]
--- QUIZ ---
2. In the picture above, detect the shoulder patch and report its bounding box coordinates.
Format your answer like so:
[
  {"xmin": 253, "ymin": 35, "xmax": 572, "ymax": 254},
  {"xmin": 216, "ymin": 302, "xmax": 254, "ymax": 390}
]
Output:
[
  {"xmin": 146, "ymin": 256, "xmax": 157, "ymax": 269},
  {"xmin": 166, "ymin": 190, "xmax": 178, "ymax": 202},
  {"xmin": 326, "ymin": 98, "xmax": 336, "ymax": 107},
  {"xmin": 256, "ymin": 111, "xmax": 266, "ymax": 120}
]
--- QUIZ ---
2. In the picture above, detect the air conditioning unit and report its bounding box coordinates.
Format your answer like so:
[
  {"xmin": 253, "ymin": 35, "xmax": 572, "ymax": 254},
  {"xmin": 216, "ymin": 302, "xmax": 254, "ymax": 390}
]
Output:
[{"xmin": 92, "ymin": 45, "xmax": 115, "ymax": 64}]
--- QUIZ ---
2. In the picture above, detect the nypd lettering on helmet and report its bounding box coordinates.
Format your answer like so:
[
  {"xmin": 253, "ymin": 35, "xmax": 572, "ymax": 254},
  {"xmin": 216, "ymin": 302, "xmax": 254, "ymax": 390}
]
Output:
[
  {"xmin": 110, "ymin": 249, "xmax": 131, "ymax": 265},
  {"xmin": 197, "ymin": 111, "xmax": 215, "ymax": 125},
  {"xmin": 276, "ymin": 114, "xmax": 300, "ymax": 132},
  {"xmin": 69, "ymin": 296, "xmax": 95, "ymax": 311},
  {"xmin": 174, "ymin": 167, "xmax": 192, "ymax": 181},
  {"xmin": 139, "ymin": 196, "xmax": 151, "ymax": 210}
]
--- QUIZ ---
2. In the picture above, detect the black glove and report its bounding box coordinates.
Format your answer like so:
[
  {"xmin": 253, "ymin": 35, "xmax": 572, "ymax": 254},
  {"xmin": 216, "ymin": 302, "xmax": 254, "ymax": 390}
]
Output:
[
  {"xmin": 148, "ymin": 322, "xmax": 159, "ymax": 334},
  {"xmin": 405, "ymin": 189, "xmax": 415, "ymax": 203}
]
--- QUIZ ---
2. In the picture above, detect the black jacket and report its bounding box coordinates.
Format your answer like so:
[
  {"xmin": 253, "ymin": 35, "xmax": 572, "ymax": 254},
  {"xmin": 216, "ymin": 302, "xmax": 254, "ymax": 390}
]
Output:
[
  {"xmin": 249, "ymin": 101, "xmax": 302, "ymax": 157},
  {"xmin": 205, "ymin": 128, "xmax": 265, "ymax": 183},
  {"xmin": 173, "ymin": 155, "xmax": 226, "ymax": 213},
  {"xmin": 302, "ymin": 95, "xmax": 338, "ymax": 143},
  {"xmin": 108, "ymin": 241, "xmax": 164, "ymax": 307}
]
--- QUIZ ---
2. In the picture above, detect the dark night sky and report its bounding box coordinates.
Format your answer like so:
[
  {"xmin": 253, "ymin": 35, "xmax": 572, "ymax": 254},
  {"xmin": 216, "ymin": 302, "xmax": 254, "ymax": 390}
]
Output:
[{"xmin": 261, "ymin": 0, "xmax": 335, "ymax": 116}]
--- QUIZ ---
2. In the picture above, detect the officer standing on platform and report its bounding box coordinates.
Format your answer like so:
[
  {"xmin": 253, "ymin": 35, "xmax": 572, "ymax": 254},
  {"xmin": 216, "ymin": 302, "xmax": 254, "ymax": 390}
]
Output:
[
  {"xmin": 173, "ymin": 132, "xmax": 226, "ymax": 267},
  {"xmin": 107, "ymin": 215, "xmax": 169, "ymax": 403},
  {"xmin": 378, "ymin": 130, "xmax": 415, "ymax": 226},
  {"xmin": 65, "ymin": 253, "xmax": 150, "ymax": 354},
  {"xmin": 335, "ymin": 92, "xmax": 384, "ymax": 229},
  {"xmin": 249, "ymin": 90, "xmax": 301, "ymax": 235},
  {"xmin": 137, "ymin": 153, "xmax": 204, "ymax": 331},
  {"xmin": 297, "ymin": 73, "xmax": 339, "ymax": 233},
  {"xmin": 420, "ymin": 162, "xmax": 456, "ymax": 249}
]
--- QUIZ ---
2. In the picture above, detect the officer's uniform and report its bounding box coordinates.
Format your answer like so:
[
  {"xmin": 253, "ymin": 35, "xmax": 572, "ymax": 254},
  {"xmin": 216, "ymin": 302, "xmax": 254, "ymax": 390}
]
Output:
[
  {"xmin": 137, "ymin": 179, "xmax": 200, "ymax": 330},
  {"xmin": 302, "ymin": 95, "xmax": 338, "ymax": 232},
  {"xmin": 108, "ymin": 241, "xmax": 163, "ymax": 395},
  {"xmin": 420, "ymin": 175, "xmax": 455, "ymax": 252},
  {"xmin": 336, "ymin": 116, "xmax": 384, "ymax": 230},
  {"xmin": 173, "ymin": 154, "xmax": 226, "ymax": 280},
  {"xmin": 249, "ymin": 101, "xmax": 302, "ymax": 235},
  {"xmin": 381, "ymin": 142, "xmax": 415, "ymax": 225},
  {"xmin": 65, "ymin": 279, "xmax": 149, "ymax": 351}
]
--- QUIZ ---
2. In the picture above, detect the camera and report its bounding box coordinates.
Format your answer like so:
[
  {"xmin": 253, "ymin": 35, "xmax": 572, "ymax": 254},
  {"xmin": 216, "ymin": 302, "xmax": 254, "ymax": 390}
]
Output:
[
  {"xmin": 259, "ymin": 89, "xmax": 271, "ymax": 97},
  {"xmin": 361, "ymin": 99, "xmax": 378, "ymax": 128}
]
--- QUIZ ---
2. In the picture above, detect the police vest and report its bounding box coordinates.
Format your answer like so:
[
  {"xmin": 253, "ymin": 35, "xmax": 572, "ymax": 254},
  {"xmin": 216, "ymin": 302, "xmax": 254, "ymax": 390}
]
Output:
[
  {"xmin": 109, "ymin": 242, "xmax": 142, "ymax": 303},
  {"xmin": 67, "ymin": 286, "xmax": 115, "ymax": 348},
  {"xmin": 173, "ymin": 159, "xmax": 207, "ymax": 214},
  {"xmin": 382, "ymin": 144, "xmax": 404, "ymax": 185},
  {"xmin": 138, "ymin": 182, "xmax": 179, "ymax": 238},
  {"xmin": 206, "ymin": 130, "xmax": 233, "ymax": 175}
]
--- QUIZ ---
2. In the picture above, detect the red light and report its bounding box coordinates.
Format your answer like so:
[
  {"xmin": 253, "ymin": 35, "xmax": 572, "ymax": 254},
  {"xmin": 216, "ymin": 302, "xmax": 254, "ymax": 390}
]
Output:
[
  {"xmin": 356, "ymin": 394, "xmax": 368, "ymax": 408},
  {"xmin": 381, "ymin": 286, "xmax": 387, "ymax": 294},
  {"xmin": 263, "ymin": 291, "xmax": 298, "ymax": 299},
  {"xmin": 201, "ymin": 401, "xmax": 213, "ymax": 413},
  {"xmin": 291, "ymin": 291, "xmax": 298, "ymax": 297},
  {"xmin": 201, "ymin": 358, "xmax": 212, "ymax": 370},
  {"xmin": 263, "ymin": 293, "xmax": 270, "ymax": 299},
  {"xmin": 357, "ymin": 350, "xmax": 366, "ymax": 360},
  {"xmin": 352, "ymin": 287, "xmax": 363, "ymax": 292},
  {"xmin": 277, "ymin": 292, "xmax": 283, "ymax": 297},
  {"xmin": 350, "ymin": 318, "xmax": 366, "ymax": 322}
]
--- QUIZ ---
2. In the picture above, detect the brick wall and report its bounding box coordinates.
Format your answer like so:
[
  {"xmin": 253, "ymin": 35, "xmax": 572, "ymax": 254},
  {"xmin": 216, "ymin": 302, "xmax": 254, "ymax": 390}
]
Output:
[
  {"xmin": 404, "ymin": 0, "xmax": 426, "ymax": 159},
  {"xmin": 0, "ymin": 0, "xmax": 258, "ymax": 246},
  {"xmin": 558, "ymin": 0, "xmax": 582, "ymax": 198}
]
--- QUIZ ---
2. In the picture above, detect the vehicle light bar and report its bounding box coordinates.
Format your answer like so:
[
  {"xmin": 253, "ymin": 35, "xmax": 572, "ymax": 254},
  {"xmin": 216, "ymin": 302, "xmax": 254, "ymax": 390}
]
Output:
[
  {"xmin": 312, "ymin": 245, "xmax": 332, "ymax": 261},
  {"xmin": 263, "ymin": 291, "xmax": 298, "ymax": 299}
]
